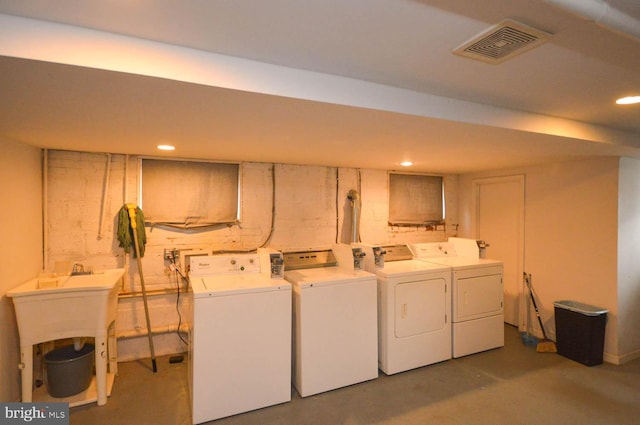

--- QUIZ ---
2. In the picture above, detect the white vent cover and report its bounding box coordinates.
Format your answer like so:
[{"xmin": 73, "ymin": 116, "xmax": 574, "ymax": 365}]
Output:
[{"xmin": 453, "ymin": 19, "xmax": 551, "ymax": 64}]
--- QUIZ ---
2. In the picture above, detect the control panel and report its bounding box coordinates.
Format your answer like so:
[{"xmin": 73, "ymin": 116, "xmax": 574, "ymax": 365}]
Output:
[
  {"xmin": 382, "ymin": 244, "xmax": 414, "ymax": 262},
  {"xmin": 190, "ymin": 254, "xmax": 261, "ymax": 277},
  {"xmin": 283, "ymin": 250, "xmax": 337, "ymax": 270}
]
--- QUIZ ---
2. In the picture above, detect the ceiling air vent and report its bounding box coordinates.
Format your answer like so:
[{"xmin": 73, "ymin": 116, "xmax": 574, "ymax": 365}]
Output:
[{"xmin": 453, "ymin": 19, "xmax": 551, "ymax": 64}]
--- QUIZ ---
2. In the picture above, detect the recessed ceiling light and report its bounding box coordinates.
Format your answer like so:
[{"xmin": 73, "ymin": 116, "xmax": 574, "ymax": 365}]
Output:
[
  {"xmin": 157, "ymin": 144, "xmax": 176, "ymax": 151},
  {"xmin": 616, "ymin": 96, "xmax": 640, "ymax": 105},
  {"xmin": 400, "ymin": 161, "xmax": 413, "ymax": 167}
]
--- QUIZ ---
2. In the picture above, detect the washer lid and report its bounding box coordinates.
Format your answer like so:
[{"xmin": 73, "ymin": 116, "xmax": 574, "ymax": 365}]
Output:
[
  {"xmin": 191, "ymin": 274, "xmax": 290, "ymax": 297},
  {"xmin": 284, "ymin": 266, "xmax": 375, "ymax": 288},
  {"xmin": 376, "ymin": 259, "xmax": 451, "ymax": 278}
]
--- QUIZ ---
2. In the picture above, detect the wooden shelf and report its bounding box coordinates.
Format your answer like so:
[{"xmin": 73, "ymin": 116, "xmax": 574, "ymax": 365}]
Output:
[{"xmin": 32, "ymin": 373, "xmax": 116, "ymax": 408}]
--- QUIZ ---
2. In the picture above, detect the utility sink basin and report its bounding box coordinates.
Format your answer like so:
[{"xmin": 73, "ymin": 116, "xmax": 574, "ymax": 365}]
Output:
[
  {"xmin": 8, "ymin": 268, "xmax": 124, "ymax": 344},
  {"xmin": 10, "ymin": 268, "xmax": 124, "ymax": 295},
  {"xmin": 7, "ymin": 268, "xmax": 125, "ymax": 405}
]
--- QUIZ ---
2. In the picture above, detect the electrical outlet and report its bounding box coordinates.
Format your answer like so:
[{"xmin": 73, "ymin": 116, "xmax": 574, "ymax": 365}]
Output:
[{"xmin": 164, "ymin": 248, "xmax": 179, "ymax": 260}]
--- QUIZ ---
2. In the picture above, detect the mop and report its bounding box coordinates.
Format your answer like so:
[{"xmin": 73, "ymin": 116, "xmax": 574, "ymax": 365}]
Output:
[
  {"xmin": 118, "ymin": 203, "xmax": 158, "ymax": 372},
  {"xmin": 520, "ymin": 273, "xmax": 538, "ymax": 346},
  {"xmin": 524, "ymin": 273, "xmax": 557, "ymax": 353}
]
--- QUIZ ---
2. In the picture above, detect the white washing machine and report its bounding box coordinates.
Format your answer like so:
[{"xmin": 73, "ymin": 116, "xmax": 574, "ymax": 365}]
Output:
[
  {"xmin": 411, "ymin": 238, "xmax": 504, "ymax": 358},
  {"xmin": 283, "ymin": 247, "xmax": 378, "ymax": 397},
  {"xmin": 353, "ymin": 243, "xmax": 452, "ymax": 375},
  {"xmin": 188, "ymin": 249, "xmax": 291, "ymax": 424}
]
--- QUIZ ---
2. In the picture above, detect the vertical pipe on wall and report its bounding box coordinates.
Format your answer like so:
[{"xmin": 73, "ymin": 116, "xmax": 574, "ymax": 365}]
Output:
[
  {"xmin": 123, "ymin": 155, "xmax": 130, "ymax": 287},
  {"xmin": 97, "ymin": 153, "xmax": 112, "ymax": 240},
  {"xmin": 347, "ymin": 189, "xmax": 361, "ymax": 243},
  {"xmin": 124, "ymin": 154, "xmax": 129, "ymax": 202},
  {"xmin": 335, "ymin": 168, "xmax": 340, "ymax": 243},
  {"xmin": 42, "ymin": 149, "xmax": 48, "ymax": 271},
  {"xmin": 259, "ymin": 163, "xmax": 276, "ymax": 248}
]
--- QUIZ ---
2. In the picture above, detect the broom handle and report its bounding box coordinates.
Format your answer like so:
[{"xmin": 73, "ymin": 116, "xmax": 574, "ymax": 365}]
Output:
[
  {"xmin": 524, "ymin": 273, "xmax": 531, "ymax": 336},
  {"xmin": 527, "ymin": 274, "xmax": 549, "ymax": 340},
  {"xmin": 127, "ymin": 205, "xmax": 157, "ymax": 373}
]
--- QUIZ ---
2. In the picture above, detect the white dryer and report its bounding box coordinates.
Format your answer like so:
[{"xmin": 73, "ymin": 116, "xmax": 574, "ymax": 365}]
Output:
[
  {"xmin": 188, "ymin": 249, "xmax": 291, "ymax": 424},
  {"xmin": 283, "ymin": 247, "xmax": 378, "ymax": 397},
  {"xmin": 353, "ymin": 243, "xmax": 452, "ymax": 375},
  {"xmin": 411, "ymin": 238, "xmax": 504, "ymax": 358}
]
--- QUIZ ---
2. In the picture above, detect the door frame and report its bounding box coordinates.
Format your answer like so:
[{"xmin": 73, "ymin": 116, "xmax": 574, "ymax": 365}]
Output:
[{"xmin": 472, "ymin": 174, "xmax": 525, "ymax": 330}]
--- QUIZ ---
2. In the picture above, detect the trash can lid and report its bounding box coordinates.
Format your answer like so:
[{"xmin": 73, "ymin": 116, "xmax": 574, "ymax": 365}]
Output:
[{"xmin": 553, "ymin": 300, "xmax": 608, "ymax": 316}]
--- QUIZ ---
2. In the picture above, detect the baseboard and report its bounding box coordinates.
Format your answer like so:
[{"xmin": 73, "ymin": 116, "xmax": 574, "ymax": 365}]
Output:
[{"xmin": 606, "ymin": 348, "xmax": 640, "ymax": 365}]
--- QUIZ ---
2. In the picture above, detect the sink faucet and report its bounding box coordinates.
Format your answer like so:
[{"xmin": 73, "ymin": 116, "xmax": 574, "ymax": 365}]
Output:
[{"xmin": 71, "ymin": 263, "xmax": 85, "ymax": 275}]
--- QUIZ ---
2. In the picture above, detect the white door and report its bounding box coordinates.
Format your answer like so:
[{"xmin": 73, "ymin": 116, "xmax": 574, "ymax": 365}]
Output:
[{"xmin": 473, "ymin": 175, "xmax": 525, "ymax": 328}]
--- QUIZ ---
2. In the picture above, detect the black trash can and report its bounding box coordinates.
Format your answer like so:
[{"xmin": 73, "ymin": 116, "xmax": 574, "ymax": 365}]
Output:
[
  {"xmin": 44, "ymin": 344, "xmax": 95, "ymax": 397},
  {"xmin": 554, "ymin": 301, "xmax": 607, "ymax": 366}
]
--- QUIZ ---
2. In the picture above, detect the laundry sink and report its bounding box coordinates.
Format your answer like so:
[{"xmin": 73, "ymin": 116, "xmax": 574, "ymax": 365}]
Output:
[
  {"xmin": 7, "ymin": 268, "xmax": 125, "ymax": 405},
  {"xmin": 7, "ymin": 268, "xmax": 125, "ymax": 343}
]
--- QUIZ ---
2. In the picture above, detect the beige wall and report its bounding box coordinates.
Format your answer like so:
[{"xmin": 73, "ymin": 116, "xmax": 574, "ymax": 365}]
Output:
[
  {"xmin": 617, "ymin": 157, "xmax": 640, "ymax": 362},
  {"xmin": 0, "ymin": 139, "xmax": 42, "ymax": 402},
  {"xmin": 4, "ymin": 145, "xmax": 638, "ymax": 402},
  {"xmin": 459, "ymin": 157, "xmax": 624, "ymax": 363},
  {"xmin": 43, "ymin": 150, "xmax": 458, "ymax": 360}
]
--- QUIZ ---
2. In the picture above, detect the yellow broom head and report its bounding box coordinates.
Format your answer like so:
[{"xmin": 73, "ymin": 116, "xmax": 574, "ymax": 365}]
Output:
[{"xmin": 537, "ymin": 339, "xmax": 557, "ymax": 353}]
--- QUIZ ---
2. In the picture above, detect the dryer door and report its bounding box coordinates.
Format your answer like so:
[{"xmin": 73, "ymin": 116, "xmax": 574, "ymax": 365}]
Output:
[
  {"xmin": 453, "ymin": 268, "xmax": 503, "ymax": 322},
  {"xmin": 395, "ymin": 277, "xmax": 447, "ymax": 338}
]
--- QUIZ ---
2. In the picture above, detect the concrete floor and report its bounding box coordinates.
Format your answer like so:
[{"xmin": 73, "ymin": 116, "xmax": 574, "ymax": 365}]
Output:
[{"xmin": 71, "ymin": 325, "xmax": 640, "ymax": 424}]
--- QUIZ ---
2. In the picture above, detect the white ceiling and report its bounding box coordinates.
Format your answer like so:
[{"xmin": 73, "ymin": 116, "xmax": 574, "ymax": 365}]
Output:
[{"xmin": 0, "ymin": 0, "xmax": 639, "ymax": 173}]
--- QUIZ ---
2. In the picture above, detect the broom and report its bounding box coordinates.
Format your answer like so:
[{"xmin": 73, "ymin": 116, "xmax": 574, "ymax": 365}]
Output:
[
  {"xmin": 520, "ymin": 272, "xmax": 538, "ymax": 346},
  {"xmin": 525, "ymin": 273, "xmax": 557, "ymax": 353}
]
